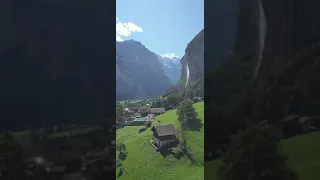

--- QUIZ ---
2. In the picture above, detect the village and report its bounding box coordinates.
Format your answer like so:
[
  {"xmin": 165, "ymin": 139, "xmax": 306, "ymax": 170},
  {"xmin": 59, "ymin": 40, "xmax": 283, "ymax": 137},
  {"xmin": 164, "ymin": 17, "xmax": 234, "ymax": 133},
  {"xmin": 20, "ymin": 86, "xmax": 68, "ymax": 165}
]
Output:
[
  {"xmin": 116, "ymin": 97, "xmax": 204, "ymax": 179},
  {"xmin": 117, "ymin": 96, "xmax": 203, "ymax": 127},
  {"xmin": 117, "ymin": 104, "xmax": 178, "ymax": 150},
  {"xmin": 116, "ymin": 96, "xmax": 204, "ymax": 149}
]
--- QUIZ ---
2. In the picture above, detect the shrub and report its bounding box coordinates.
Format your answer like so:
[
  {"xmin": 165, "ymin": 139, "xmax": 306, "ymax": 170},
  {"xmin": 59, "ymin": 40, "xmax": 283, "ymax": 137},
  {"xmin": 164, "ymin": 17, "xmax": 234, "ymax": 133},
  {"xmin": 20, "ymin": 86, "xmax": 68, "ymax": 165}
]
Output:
[{"xmin": 146, "ymin": 122, "xmax": 152, "ymax": 128}]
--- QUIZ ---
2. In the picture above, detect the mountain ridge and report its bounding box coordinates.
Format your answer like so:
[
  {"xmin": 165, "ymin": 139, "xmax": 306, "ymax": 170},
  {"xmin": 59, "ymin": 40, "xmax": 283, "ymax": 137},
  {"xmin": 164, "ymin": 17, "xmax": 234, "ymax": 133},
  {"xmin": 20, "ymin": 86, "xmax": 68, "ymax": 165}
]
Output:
[{"xmin": 116, "ymin": 40, "xmax": 177, "ymax": 101}]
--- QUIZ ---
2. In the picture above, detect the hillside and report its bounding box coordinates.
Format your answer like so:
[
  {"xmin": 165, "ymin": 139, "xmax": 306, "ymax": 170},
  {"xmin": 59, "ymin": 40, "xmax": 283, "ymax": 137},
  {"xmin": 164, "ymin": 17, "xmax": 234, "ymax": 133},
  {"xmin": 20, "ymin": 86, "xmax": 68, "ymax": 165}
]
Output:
[
  {"xmin": 205, "ymin": 131, "xmax": 320, "ymax": 180},
  {"xmin": 116, "ymin": 102, "xmax": 204, "ymax": 180}
]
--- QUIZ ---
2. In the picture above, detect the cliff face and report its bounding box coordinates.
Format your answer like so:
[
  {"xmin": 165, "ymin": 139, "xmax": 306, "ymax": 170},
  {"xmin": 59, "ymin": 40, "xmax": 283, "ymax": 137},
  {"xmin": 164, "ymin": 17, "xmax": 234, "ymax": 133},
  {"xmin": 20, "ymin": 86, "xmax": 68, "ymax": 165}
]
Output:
[
  {"xmin": 234, "ymin": 0, "xmax": 320, "ymax": 79},
  {"xmin": 205, "ymin": 0, "xmax": 320, "ymax": 152},
  {"xmin": 259, "ymin": 0, "xmax": 320, "ymax": 74},
  {"xmin": 206, "ymin": 0, "xmax": 320, "ymax": 109},
  {"xmin": 204, "ymin": 0, "xmax": 238, "ymax": 72},
  {"xmin": 180, "ymin": 29, "xmax": 204, "ymax": 87},
  {"xmin": 233, "ymin": 0, "xmax": 264, "ymax": 80}
]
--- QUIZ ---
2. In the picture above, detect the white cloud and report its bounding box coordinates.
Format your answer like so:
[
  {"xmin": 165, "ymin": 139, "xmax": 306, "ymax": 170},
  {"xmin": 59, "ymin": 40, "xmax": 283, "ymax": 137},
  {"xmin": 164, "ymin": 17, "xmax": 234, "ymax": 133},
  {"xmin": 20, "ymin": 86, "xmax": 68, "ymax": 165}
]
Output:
[
  {"xmin": 116, "ymin": 17, "xmax": 143, "ymax": 42},
  {"xmin": 161, "ymin": 53, "xmax": 180, "ymax": 59}
]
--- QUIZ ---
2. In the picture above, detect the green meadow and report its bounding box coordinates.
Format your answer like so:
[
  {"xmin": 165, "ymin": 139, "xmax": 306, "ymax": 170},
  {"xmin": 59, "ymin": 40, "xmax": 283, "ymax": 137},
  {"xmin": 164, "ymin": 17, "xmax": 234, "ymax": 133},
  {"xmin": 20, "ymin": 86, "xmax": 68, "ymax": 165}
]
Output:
[{"xmin": 116, "ymin": 102, "xmax": 204, "ymax": 180}]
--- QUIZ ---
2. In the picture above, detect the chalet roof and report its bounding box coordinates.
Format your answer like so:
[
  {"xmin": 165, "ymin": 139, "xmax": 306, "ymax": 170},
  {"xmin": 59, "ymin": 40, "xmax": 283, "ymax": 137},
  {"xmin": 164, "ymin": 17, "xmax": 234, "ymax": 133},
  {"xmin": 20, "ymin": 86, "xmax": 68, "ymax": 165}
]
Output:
[
  {"xmin": 151, "ymin": 124, "xmax": 177, "ymax": 136},
  {"xmin": 149, "ymin": 108, "xmax": 165, "ymax": 114}
]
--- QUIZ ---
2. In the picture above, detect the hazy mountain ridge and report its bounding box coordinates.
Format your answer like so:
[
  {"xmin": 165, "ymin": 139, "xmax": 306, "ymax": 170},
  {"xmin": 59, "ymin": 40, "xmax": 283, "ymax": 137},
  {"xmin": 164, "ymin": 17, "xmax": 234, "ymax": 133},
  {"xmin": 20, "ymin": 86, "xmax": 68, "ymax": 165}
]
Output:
[
  {"xmin": 157, "ymin": 55, "xmax": 181, "ymax": 84},
  {"xmin": 116, "ymin": 40, "xmax": 172, "ymax": 101}
]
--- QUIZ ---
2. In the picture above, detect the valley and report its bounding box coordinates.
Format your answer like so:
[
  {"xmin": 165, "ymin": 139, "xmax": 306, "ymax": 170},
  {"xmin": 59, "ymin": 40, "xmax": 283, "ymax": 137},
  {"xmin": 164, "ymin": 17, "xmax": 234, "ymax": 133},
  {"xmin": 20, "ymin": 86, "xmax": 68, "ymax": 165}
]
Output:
[{"xmin": 115, "ymin": 28, "xmax": 205, "ymax": 179}]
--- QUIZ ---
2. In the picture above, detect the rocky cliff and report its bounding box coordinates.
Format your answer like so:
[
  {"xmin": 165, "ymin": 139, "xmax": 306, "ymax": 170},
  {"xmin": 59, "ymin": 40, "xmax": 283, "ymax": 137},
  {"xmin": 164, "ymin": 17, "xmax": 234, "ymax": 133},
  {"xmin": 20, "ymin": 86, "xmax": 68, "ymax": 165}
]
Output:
[
  {"xmin": 205, "ymin": 0, "xmax": 320, "ymax": 152},
  {"xmin": 206, "ymin": 0, "xmax": 320, "ymax": 110},
  {"xmin": 163, "ymin": 30, "xmax": 204, "ymax": 98},
  {"xmin": 204, "ymin": 0, "xmax": 238, "ymax": 72},
  {"xmin": 180, "ymin": 29, "xmax": 204, "ymax": 87},
  {"xmin": 234, "ymin": 0, "xmax": 320, "ymax": 80}
]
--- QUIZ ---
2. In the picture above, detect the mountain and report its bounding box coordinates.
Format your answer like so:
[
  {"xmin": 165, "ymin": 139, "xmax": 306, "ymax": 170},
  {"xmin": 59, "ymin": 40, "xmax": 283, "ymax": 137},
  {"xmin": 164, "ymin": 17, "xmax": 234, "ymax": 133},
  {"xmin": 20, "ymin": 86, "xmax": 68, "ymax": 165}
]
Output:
[
  {"xmin": 204, "ymin": 0, "xmax": 320, "ymax": 151},
  {"xmin": 180, "ymin": 29, "xmax": 204, "ymax": 86},
  {"xmin": 205, "ymin": 0, "xmax": 238, "ymax": 72},
  {"xmin": 157, "ymin": 54, "xmax": 181, "ymax": 84},
  {"xmin": 163, "ymin": 29, "xmax": 204, "ymax": 98},
  {"xmin": 116, "ymin": 40, "xmax": 172, "ymax": 101}
]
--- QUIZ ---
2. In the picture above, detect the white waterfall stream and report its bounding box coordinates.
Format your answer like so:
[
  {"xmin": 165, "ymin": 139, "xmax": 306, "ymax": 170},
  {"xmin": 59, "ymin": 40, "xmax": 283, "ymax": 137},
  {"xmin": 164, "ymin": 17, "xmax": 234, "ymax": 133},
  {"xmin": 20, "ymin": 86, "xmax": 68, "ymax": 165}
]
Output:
[
  {"xmin": 253, "ymin": 0, "xmax": 267, "ymax": 79},
  {"xmin": 185, "ymin": 61, "xmax": 190, "ymax": 88}
]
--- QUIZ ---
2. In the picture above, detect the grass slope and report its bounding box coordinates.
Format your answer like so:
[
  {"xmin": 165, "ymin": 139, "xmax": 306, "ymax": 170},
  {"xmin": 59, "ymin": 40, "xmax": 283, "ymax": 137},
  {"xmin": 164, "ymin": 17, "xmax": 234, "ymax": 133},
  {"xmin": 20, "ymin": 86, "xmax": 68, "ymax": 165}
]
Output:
[
  {"xmin": 205, "ymin": 131, "xmax": 320, "ymax": 180},
  {"xmin": 116, "ymin": 102, "xmax": 204, "ymax": 180}
]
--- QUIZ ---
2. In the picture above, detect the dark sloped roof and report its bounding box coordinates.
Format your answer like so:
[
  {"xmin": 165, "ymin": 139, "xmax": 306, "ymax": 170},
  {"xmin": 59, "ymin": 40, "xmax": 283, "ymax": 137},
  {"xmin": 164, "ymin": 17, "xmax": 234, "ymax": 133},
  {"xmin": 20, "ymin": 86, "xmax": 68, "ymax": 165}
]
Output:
[
  {"xmin": 149, "ymin": 108, "xmax": 165, "ymax": 113},
  {"xmin": 151, "ymin": 124, "xmax": 177, "ymax": 136}
]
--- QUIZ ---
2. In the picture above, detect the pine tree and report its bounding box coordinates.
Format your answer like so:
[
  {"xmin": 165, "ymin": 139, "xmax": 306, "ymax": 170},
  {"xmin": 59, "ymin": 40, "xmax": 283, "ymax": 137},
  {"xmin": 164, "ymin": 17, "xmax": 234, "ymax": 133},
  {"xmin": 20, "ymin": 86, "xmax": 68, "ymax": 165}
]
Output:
[{"xmin": 177, "ymin": 99, "xmax": 198, "ymax": 130}]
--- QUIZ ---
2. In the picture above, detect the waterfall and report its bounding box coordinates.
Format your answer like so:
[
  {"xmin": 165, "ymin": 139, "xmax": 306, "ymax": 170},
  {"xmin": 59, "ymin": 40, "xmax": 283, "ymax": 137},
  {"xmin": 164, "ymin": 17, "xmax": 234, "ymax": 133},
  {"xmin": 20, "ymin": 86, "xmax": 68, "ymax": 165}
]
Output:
[
  {"xmin": 185, "ymin": 61, "xmax": 190, "ymax": 88},
  {"xmin": 253, "ymin": 0, "xmax": 267, "ymax": 79}
]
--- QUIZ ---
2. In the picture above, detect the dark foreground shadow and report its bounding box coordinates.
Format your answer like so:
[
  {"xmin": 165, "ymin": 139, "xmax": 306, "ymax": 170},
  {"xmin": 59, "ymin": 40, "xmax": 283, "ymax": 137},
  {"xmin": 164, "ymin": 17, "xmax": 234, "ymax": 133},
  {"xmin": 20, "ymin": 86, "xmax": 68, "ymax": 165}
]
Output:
[{"xmin": 187, "ymin": 118, "xmax": 203, "ymax": 131}]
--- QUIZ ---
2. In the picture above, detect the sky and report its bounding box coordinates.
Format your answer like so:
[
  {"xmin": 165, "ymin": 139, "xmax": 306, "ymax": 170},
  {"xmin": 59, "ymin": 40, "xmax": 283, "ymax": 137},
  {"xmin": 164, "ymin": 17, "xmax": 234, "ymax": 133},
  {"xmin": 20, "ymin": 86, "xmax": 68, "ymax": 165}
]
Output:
[{"xmin": 116, "ymin": 0, "xmax": 204, "ymax": 58}]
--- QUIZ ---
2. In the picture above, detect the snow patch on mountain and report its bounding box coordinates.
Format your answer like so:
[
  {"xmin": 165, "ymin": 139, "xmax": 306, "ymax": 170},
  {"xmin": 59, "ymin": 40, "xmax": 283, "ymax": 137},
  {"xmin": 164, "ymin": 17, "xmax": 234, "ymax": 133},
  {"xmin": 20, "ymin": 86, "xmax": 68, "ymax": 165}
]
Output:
[
  {"xmin": 157, "ymin": 53, "xmax": 181, "ymax": 84},
  {"xmin": 161, "ymin": 53, "xmax": 180, "ymax": 59}
]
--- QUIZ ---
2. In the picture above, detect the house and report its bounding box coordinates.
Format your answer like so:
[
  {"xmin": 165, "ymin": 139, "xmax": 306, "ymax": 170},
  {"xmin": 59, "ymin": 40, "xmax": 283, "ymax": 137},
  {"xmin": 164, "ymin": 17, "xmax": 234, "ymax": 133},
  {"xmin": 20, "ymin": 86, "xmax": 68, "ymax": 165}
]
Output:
[
  {"xmin": 138, "ymin": 106, "xmax": 149, "ymax": 113},
  {"xmin": 193, "ymin": 97, "xmax": 203, "ymax": 103},
  {"xmin": 149, "ymin": 108, "xmax": 165, "ymax": 115},
  {"xmin": 124, "ymin": 110, "xmax": 134, "ymax": 116},
  {"xmin": 148, "ymin": 114, "xmax": 155, "ymax": 120},
  {"xmin": 125, "ymin": 116, "xmax": 135, "ymax": 122},
  {"xmin": 133, "ymin": 113, "xmax": 141, "ymax": 118},
  {"xmin": 151, "ymin": 124, "xmax": 178, "ymax": 148}
]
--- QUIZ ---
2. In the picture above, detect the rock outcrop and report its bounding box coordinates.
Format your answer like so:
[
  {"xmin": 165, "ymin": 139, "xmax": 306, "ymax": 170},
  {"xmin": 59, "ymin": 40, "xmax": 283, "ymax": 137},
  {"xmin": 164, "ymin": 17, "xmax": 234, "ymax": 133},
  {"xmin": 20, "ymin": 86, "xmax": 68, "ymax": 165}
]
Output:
[
  {"xmin": 205, "ymin": 0, "xmax": 320, "ymax": 110},
  {"xmin": 180, "ymin": 29, "xmax": 204, "ymax": 87},
  {"xmin": 204, "ymin": 0, "xmax": 238, "ymax": 72},
  {"xmin": 234, "ymin": 0, "xmax": 320, "ymax": 79}
]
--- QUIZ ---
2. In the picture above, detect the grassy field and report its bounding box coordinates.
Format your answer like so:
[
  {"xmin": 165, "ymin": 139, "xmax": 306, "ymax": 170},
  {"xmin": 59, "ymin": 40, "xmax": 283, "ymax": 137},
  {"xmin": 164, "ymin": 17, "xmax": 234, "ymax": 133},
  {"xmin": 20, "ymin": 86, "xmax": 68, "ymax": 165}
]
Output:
[
  {"xmin": 116, "ymin": 102, "xmax": 204, "ymax": 180},
  {"xmin": 205, "ymin": 131, "xmax": 320, "ymax": 180}
]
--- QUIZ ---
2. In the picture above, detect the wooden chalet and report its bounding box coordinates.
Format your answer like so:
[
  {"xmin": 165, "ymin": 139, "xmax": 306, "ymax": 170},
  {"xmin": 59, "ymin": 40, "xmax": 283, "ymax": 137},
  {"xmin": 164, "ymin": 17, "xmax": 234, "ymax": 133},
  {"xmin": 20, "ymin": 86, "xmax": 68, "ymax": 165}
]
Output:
[
  {"xmin": 149, "ymin": 108, "xmax": 165, "ymax": 115},
  {"xmin": 151, "ymin": 124, "xmax": 178, "ymax": 148}
]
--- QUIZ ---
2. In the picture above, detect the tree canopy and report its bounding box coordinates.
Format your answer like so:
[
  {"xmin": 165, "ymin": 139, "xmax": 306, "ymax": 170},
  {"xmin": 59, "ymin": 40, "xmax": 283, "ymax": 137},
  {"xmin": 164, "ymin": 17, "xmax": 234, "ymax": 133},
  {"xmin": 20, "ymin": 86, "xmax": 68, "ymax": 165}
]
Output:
[
  {"xmin": 219, "ymin": 122, "xmax": 297, "ymax": 180},
  {"xmin": 176, "ymin": 99, "xmax": 198, "ymax": 130}
]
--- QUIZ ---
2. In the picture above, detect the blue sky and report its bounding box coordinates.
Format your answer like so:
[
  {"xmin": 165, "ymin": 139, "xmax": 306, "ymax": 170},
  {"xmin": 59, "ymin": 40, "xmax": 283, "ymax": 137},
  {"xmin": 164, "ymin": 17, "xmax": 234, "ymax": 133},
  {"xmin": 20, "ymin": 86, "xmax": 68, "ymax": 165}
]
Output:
[{"xmin": 116, "ymin": 0, "xmax": 204, "ymax": 58}]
